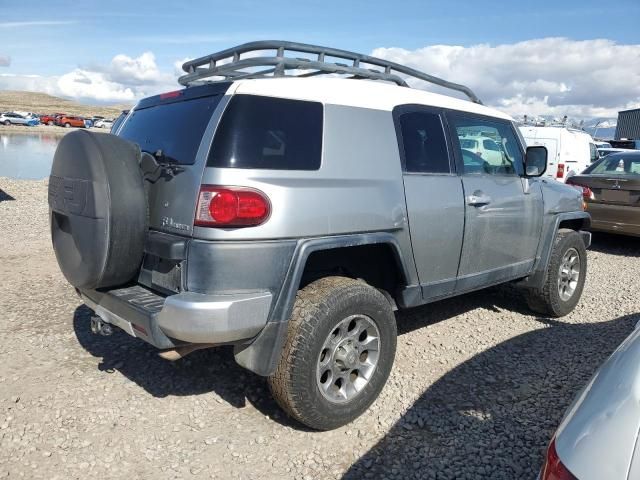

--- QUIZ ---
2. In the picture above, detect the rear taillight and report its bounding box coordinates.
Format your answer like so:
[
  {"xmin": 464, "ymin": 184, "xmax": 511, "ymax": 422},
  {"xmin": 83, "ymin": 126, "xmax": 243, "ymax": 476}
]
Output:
[
  {"xmin": 194, "ymin": 185, "xmax": 270, "ymax": 227},
  {"xmin": 566, "ymin": 179, "xmax": 595, "ymax": 201},
  {"xmin": 540, "ymin": 439, "xmax": 577, "ymax": 480},
  {"xmin": 556, "ymin": 163, "xmax": 565, "ymax": 179}
]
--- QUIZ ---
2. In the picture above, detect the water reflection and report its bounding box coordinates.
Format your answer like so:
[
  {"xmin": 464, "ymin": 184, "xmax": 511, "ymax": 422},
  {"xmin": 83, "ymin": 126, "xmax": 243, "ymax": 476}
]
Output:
[{"xmin": 0, "ymin": 133, "xmax": 60, "ymax": 179}]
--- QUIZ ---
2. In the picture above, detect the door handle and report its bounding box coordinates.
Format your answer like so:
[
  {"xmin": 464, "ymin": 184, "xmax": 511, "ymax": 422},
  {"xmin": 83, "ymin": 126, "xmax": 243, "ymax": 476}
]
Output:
[{"xmin": 467, "ymin": 192, "xmax": 492, "ymax": 206}]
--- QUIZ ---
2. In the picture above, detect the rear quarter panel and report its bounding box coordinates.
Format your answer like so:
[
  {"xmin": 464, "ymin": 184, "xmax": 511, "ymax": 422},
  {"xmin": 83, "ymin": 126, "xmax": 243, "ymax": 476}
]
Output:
[{"xmin": 197, "ymin": 103, "xmax": 409, "ymax": 242}]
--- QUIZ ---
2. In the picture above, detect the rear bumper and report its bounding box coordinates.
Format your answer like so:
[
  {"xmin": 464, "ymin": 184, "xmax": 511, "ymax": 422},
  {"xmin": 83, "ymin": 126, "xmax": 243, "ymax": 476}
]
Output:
[
  {"xmin": 588, "ymin": 203, "xmax": 640, "ymax": 237},
  {"xmin": 590, "ymin": 219, "xmax": 640, "ymax": 237},
  {"xmin": 80, "ymin": 285, "xmax": 272, "ymax": 349}
]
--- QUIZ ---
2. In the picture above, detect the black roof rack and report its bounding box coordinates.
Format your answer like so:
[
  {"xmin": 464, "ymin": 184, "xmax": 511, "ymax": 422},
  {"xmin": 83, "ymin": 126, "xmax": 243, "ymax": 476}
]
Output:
[{"xmin": 179, "ymin": 40, "xmax": 482, "ymax": 104}]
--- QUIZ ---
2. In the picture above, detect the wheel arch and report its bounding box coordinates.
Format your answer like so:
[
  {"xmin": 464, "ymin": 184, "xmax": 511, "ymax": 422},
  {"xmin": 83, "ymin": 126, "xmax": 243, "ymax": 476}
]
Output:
[
  {"xmin": 234, "ymin": 233, "xmax": 417, "ymax": 376},
  {"xmin": 518, "ymin": 211, "xmax": 591, "ymax": 290}
]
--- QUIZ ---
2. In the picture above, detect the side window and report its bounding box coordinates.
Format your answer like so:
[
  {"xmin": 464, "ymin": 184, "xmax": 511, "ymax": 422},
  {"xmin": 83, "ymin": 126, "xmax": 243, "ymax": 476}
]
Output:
[
  {"xmin": 398, "ymin": 111, "xmax": 450, "ymax": 173},
  {"xmin": 450, "ymin": 115, "xmax": 523, "ymax": 176},
  {"xmin": 208, "ymin": 95, "xmax": 323, "ymax": 170}
]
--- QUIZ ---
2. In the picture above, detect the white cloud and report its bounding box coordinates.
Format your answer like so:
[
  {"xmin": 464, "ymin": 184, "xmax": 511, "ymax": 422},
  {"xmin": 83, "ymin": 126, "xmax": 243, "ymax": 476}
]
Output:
[
  {"xmin": 0, "ymin": 52, "xmax": 178, "ymax": 103},
  {"xmin": 1, "ymin": 37, "xmax": 638, "ymax": 117},
  {"xmin": 372, "ymin": 38, "xmax": 640, "ymax": 118}
]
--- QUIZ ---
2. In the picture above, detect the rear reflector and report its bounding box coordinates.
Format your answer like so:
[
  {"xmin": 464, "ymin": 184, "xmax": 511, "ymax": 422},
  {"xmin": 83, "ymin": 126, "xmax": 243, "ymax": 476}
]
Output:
[
  {"xmin": 556, "ymin": 163, "xmax": 565, "ymax": 179},
  {"xmin": 540, "ymin": 439, "xmax": 578, "ymax": 480},
  {"xmin": 194, "ymin": 185, "xmax": 270, "ymax": 227}
]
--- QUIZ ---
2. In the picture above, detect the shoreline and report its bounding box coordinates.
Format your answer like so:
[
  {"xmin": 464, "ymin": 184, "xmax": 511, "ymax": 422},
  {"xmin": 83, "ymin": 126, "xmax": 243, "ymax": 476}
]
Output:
[{"xmin": 0, "ymin": 124, "xmax": 109, "ymax": 137}]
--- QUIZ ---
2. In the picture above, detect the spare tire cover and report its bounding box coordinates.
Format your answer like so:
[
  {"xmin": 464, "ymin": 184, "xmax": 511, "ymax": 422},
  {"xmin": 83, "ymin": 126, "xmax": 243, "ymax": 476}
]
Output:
[{"xmin": 48, "ymin": 130, "xmax": 147, "ymax": 290}]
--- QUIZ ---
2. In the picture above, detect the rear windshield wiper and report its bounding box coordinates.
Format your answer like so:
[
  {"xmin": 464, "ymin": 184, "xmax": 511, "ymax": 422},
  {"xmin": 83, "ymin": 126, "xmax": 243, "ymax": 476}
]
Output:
[{"xmin": 140, "ymin": 149, "xmax": 185, "ymax": 179}]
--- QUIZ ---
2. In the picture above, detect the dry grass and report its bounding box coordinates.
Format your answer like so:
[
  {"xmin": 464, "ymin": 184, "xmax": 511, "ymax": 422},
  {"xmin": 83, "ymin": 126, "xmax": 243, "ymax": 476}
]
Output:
[{"xmin": 0, "ymin": 90, "xmax": 130, "ymax": 118}]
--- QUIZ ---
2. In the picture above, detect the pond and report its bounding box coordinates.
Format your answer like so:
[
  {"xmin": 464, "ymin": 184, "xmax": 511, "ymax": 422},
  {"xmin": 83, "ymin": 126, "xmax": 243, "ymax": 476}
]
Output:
[{"xmin": 0, "ymin": 133, "xmax": 60, "ymax": 179}]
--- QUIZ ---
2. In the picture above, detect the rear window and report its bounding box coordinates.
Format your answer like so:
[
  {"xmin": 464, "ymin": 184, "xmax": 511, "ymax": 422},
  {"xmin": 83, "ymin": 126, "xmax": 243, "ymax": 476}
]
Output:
[
  {"xmin": 208, "ymin": 95, "xmax": 323, "ymax": 170},
  {"xmin": 118, "ymin": 95, "xmax": 222, "ymax": 165},
  {"xmin": 585, "ymin": 153, "xmax": 640, "ymax": 175}
]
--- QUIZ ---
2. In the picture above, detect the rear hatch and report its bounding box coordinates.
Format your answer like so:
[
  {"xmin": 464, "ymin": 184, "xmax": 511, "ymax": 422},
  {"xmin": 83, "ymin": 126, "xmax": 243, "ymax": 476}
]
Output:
[{"xmin": 117, "ymin": 82, "xmax": 230, "ymax": 237}]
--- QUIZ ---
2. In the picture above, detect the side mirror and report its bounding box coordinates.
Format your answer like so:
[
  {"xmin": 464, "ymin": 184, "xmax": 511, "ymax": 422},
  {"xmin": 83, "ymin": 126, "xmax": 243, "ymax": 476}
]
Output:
[{"xmin": 525, "ymin": 146, "xmax": 548, "ymax": 177}]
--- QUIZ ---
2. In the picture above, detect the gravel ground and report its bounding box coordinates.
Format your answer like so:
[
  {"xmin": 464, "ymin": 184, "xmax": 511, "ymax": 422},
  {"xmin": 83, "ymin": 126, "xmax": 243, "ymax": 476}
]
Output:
[{"xmin": 1, "ymin": 177, "xmax": 638, "ymax": 480}]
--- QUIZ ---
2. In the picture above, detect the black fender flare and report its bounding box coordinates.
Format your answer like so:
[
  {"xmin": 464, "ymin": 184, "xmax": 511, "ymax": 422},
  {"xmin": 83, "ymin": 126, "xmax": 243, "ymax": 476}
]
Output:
[
  {"xmin": 233, "ymin": 232, "xmax": 416, "ymax": 376},
  {"xmin": 518, "ymin": 211, "xmax": 591, "ymax": 290}
]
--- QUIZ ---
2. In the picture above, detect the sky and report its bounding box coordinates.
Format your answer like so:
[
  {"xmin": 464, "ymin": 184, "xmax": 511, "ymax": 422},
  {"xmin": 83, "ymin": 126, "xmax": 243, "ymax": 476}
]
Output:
[{"xmin": 0, "ymin": 0, "xmax": 639, "ymax": 119}]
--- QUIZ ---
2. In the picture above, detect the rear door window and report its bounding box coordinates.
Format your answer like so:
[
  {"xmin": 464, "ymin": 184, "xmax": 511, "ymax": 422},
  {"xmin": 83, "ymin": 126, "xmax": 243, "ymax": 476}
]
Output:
[
  {"xmin": 208, "ymin": 95, "xmax": 323, "ymax": 170},
  {"xmin": 396, "ymin": 110, "xmax": 451, "ymax": 173},
  {"xmin": 118, "ymin": 95, "xmax": 222, "ymax": 165}
]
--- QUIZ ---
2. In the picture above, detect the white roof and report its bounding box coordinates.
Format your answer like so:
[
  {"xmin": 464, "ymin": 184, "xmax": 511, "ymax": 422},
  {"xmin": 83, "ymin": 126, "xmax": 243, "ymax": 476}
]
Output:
[{"xmin": 232, "ymin": 77, "xmax": 512, "ymax": 121}]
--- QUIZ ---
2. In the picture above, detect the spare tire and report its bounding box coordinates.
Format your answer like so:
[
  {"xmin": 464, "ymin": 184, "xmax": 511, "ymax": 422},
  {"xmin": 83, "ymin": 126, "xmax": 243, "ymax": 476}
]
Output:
[{"xmin": 48, "ymin": 130, "xmax": 147, "ymax": 290}]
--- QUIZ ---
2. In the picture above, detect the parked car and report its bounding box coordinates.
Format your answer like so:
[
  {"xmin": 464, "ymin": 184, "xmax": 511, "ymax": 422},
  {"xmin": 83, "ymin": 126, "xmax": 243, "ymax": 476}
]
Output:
[
  {"xmin": 94, "ymin": 119, "xmax": 114, "ymax": 129},
  {"xmin": 56, "ymin": 115, "xmax": 86, "ymax": 128},
  {"xmin": 48, "ymin": 41, "xmax": 590, "ymax": 431},
  {"xmin": 567, "ymin": 151, "xmax": 640, "ymax": 237},
  {"xmin": 520, "ymin": 126, "xmax": 599, "ymax": 181},
  {"xmin": 539, "ymin": 322, "xmax": 640, "ymax": 480},
  {"xmin": 598, "ymin": 147, "xmax": 628, "ymax": 157},
  {"xmin": 594, "ymin": 141, "xmax": 612, "ymax": 149},
  {"xmin": 610, "ymin": 139, "xmax": 640, "ymax": 150},
  {"xmin": 458, "ymin": 135, "xmax": 506, "ymax": 166},
  {"xmin": 0, "ymin": 112, "xmax": 39, "ymax": 126},
  {"xmin": 39, "ymin": 113, "xmax": 66, "ymax": 126}
]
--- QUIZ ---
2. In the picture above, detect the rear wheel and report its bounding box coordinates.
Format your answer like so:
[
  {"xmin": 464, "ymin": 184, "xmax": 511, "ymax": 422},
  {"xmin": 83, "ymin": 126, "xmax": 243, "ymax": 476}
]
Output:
[
  {"xmin": 2, "ymin": 120, "xmax": 10, "ymax": 126},
  {"xmin": 64, "ymin": 122, "xmax": 71, "ymax": 128},
  {"xmin": 268, "ymin": 276, "xmax": 397, "ymax": 430},
  {"xmin": 526, "ymin": 229, "xmax": 587, "ymax": 317},
  {"xmin": 47, "ymin": 120, "xmax": 54, "ymax": 126}
]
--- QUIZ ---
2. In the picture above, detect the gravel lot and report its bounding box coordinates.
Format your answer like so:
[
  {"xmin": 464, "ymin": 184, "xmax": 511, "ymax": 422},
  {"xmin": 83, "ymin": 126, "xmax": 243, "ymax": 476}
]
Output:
[{"xmin": 1, "ymin": 177, "xmax": 638, "ymax": 479}]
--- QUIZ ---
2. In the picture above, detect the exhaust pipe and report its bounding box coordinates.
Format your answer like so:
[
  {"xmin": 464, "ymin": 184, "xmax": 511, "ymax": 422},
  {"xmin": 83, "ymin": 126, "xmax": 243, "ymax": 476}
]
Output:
[
  {"xmin": 158, "ymin": 343, "xmax": 216, "ymax": 361},
  {"xmin": 90, "ymin": 316, "xmax": 113, "ymax": 336}
]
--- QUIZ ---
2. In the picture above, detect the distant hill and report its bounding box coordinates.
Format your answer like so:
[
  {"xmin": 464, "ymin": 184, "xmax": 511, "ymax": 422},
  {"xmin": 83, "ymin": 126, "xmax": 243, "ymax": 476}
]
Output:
[{"xmin": 0, "ymin": 91, "xmax": 130, "ymax": 118}]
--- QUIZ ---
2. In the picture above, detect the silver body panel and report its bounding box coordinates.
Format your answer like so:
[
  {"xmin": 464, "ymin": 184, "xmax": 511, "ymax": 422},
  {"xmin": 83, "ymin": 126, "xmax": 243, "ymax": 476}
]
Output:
[
  {"xmin": 402, "ymin": 174, "xmax": 464, "ymax": 299},
  {"xmin": 554, "ymin": 325, "xmax": 640, "ymax": 480},
  {"xmin": 458, "ymin": 174, "xmax": 543, "ymax": 287}
]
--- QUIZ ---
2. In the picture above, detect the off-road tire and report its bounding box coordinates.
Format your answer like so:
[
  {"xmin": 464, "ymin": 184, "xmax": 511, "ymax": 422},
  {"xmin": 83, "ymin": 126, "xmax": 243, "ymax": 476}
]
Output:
[
  {"xmin": 268, "ymin": 276, "xmax": 397, "ymax": 431},
  {"xmin": 526, "ymin": 229, "xmax": 587, "ymax": 317}
]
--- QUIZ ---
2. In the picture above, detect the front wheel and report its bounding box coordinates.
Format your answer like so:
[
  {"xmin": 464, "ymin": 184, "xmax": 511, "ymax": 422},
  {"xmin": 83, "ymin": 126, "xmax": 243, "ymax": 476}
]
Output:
[
  {"xmin": 2, "ymin": 120, "xmax": 10, "ymax": 126},
  {"xmin": 268, "ymin": 276, "xmax": 397, "ymax": 430},
  {"xmin": 64, "ymin": 123, "xmax": 71, "ymax": 128},
  {"xmin": 47, "ymin": 120, "xmax": 54, "ymax": 126},
  {"xmin": 526, "ymin": 229, "xmax": 587, "ymax": 317}
]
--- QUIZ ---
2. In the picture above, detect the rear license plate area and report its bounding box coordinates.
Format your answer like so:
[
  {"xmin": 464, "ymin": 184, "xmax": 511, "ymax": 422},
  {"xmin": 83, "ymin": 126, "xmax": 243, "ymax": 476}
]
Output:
[
  {"xmin": 139, "ymin": 254, "xmax": 183, "ymax": 294},
  {"xmin": 601, "ymin": 190, "xmax": 630, "ymax": 203}
]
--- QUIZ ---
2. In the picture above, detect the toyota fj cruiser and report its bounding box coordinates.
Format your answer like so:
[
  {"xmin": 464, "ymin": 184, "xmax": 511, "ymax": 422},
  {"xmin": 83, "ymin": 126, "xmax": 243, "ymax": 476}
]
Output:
[{"xmin": 48, "ymin": 41, "xmax": 591, "ymax": 430}]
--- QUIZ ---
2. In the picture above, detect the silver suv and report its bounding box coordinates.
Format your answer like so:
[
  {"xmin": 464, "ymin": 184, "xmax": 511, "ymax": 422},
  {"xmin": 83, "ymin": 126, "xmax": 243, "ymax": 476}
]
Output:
[{"xmin": 48, "ymin": 41, "xmax": 591, "ymax": 430}]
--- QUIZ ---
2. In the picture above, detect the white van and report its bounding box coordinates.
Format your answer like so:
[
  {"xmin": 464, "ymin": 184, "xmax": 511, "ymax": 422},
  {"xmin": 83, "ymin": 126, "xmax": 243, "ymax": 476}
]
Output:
[{"xmin": 519, "ymin": 126, "xmax": 599, "ymax": 182}]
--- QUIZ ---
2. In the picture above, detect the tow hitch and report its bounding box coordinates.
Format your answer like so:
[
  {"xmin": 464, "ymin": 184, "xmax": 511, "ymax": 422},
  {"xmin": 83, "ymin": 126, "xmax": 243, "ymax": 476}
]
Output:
[{"xmin": 90, "ymin": 316, "xmax": 113, "ymax": 336}]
